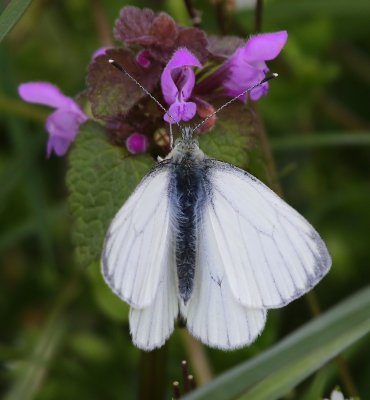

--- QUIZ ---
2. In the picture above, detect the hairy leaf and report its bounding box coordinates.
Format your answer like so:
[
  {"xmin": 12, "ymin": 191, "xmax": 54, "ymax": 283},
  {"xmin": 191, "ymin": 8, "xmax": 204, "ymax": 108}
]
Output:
[
  {"xmin": 87, "ymin": 48, "xmax": 162, "ymax": 120},
  {"xmin": 67, "ymin": 121, "xmax": 153, "ymax": 267},
  {"xmin": 199, "ymin": 102, "xmax": 255, "ymax": 168},
  {"xmin": 113, "ymin": 6, "xmax": 208, "ymax": 63},
  {"xmin": 207, "ymin": 35, "xmax": 245, "ymax": 60},
  {"xmin": 114, "ymin": 6, "xmax": 177, "ymax": 47},
  {"xmin": 148, "ymin": 26, "xmax": 208, "ymax": 63}
]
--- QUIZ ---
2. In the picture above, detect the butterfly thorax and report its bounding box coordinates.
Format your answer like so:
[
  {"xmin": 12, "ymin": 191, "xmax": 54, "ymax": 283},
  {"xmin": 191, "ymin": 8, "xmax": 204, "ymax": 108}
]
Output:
[{"xmin": 168, "ymin": 133, "xmax": 210, "ymax": 304}]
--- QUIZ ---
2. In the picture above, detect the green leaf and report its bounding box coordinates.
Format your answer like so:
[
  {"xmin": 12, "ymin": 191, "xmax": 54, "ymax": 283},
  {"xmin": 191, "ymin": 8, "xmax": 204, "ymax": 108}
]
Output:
[
  {"xmin": 87, "ymin": 261, "xmax": 129, "ymax": 322},
  {"xmin": 183, "ymin": 287, "xmax": 370, "ymax": 400},
  {"xmin": 199, "ymin": 102, "xmax": 255, "ymax": 168},
  {"xmin": 68, "ymin": 332, "xmax": 112, "ymax": 363},
  {"xmin": 0, "ymin": 0, "xmax": 33, "ymax": 43},
  {"xmin": 4, "ymin": 314, "xmax": 67, "ymax": 400},
  {"xmin": 271, "ymin": 131, "xmax": 370, "ymax": 151},
  {"xmin": 67, "ymin": 121, "xmax": 154, "ymax": 267},
  {"xmin": 301, "ymin": 367, "xmax": 334, "ymax": 400}
]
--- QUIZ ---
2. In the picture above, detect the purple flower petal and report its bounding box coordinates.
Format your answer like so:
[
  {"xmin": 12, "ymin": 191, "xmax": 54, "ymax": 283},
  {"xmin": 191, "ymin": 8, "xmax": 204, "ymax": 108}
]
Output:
[
  {"xmin": 92, "ymin": 47, "xmax": 110, "ymax": 60},
  {"xmin": 18, "ymin": 82, "xmax": 79, "ymax": 112},
  {"xmin": 164, "ymin": 100, "xmax": 196, "ymax": 123},
  {"xmin": 126, "ymin": 132, "xmax": 149, "ymax": 154},
  {"xmin": 223, "ymin": 62, "xmax": 264, "ymax": 98},
  {"xmin": 243, "ymin": 31, "xmax": 288, "ymax": 62},
  {"xmin": 161, "ymin": 48, "xmax": 201, "ymax": 105},
  {"xmin": 47, "ymin": 135, "xmax": 72, "ymax": 158},
  {"xmin": 45, "ymin": 109, "xmax": 86, "ymax": 157},
  {"xmin": 250, "ymin": 82, "xmax": 269, "ymax": 101},
  {"xmin": 220, "ymin": 30, "xmax": 287, "ymax": 101}
]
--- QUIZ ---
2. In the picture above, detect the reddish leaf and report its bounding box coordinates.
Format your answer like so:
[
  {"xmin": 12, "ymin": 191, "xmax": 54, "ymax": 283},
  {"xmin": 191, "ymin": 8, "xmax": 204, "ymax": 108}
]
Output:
[
  {"xmin": 176, "ymin": 27, "xmax": 209, "ymax": 63},
  {"xmin": 114, "ymin": 6, "xmax": 209, "ymax": 64},
  {"xmin": 149, "ymin": 13, "xmax": 178, "ymax": 48},
  {"xmin": 114, "ymin": 6, "xmax": 178, "ymax": 48},
  {"xmin": 207, "ymin": 35, "xmax": 245, "ymax": 60},
  {"xmin": 86, "ymin": 48, "xmax": 161, "ymax": 120},
  {"xmin": 149, "ymin": 27, "xmax": 209, "ymax": 64}
]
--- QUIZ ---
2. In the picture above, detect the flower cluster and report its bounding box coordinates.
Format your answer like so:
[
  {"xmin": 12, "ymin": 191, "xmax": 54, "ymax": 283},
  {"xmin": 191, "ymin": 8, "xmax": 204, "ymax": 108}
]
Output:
[{"xmin": 18, "ymin": 6, "xmax": 287, "ymax": 157}]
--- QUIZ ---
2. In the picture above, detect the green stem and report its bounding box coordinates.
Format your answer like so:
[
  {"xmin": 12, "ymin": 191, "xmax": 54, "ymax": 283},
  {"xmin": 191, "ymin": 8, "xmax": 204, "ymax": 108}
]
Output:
[
  {"xmin": 92, "ymin": 0, "xmax": 113, "ymax": 47},
  {"xmin": 138, "ymin": 346, "xmax": 168, "ymax": 400},
  {"xmin": 4, "ymin": 274, "xmax": 79, "ymax": 400},
  {"xmin": 183, "ymin": 0, "xmax": 201, "ymax": 27},
  {"xmin": 0, "ymin": 93, "xmax": 47, "ymax": 123},
  {"xmin": 253, "ymin": 105, "xmax": 359, "ymax": 397},
  {"xmin": 254, "ymin": 0, "xmax": 263, "ymax": 33},
  {"xmin": 180, "ymin": 331, "xmax": 213, "ymax": 386}
]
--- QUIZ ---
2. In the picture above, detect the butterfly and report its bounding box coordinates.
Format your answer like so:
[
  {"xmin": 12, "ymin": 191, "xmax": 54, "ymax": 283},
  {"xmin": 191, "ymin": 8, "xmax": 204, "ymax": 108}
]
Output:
[{"xmin": 101, "ymin": 60, "xmax": 331, "ymax": 351}]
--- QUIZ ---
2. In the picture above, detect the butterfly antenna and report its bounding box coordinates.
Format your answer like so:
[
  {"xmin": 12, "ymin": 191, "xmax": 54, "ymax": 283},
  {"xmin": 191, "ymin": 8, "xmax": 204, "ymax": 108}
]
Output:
[
  {"xmin": 108, "ymin": 59, "xmax": 178, "ymax": 148},
  {"xmin": 192, "ymin": 73, "xmax": 278, "ymax": 134}
]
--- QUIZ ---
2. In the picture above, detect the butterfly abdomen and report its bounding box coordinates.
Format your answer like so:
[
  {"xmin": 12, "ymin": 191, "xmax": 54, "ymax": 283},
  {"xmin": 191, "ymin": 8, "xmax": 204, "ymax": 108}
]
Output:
[{"xmin": 169, "ymin": 156, "xmax": 209, "ymax": 303}]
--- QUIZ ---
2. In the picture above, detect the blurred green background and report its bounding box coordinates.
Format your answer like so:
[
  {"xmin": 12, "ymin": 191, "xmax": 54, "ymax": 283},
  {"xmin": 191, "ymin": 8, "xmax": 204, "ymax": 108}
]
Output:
[{"xmin": 1, "ymin": 0, "xmax": 369, "ymax": 399}]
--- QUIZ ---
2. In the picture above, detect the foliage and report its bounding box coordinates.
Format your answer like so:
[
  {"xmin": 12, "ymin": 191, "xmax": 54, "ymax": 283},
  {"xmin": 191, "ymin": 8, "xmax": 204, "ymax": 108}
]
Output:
[{"xmin": 67, "ymin": 121, "xmax": 153, "ymax": 267}]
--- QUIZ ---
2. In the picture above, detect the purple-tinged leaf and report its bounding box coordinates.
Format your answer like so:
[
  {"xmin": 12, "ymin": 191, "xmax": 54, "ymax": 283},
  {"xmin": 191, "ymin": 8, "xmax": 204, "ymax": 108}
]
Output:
[
  {"xmin": 114, "ymin": 6, "xmax": 177, "ymax": 48},
  {"xmin": 86, "ymin": 48, "xmax": 162, "ymax": 120},
  {"xmin": 207, "ymin": 35, "xmax": 245, "ymax": 60}
]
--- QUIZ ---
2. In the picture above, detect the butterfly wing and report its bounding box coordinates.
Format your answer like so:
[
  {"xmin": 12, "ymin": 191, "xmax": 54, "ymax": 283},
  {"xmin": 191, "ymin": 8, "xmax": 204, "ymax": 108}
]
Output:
[
  {"xmin": 202, "ymin": 159, "xmax": 331, "ymax": 309},
  {"xmin": 101, "ymin": 162, "xmax": 172, "ymax": 309},
  {"xmin": 129, "ymin": 242, "xmax": 179, "ymax": 350},
  {"xmin": 182, "ymin": 207, "xmax": 266, "ymax": 350}
]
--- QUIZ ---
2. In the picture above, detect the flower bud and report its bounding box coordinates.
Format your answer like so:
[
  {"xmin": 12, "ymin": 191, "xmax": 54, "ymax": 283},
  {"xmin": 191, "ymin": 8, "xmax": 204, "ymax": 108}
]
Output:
[
  {"xmin": 195, "ymin": 98, "xmax": 216, "ymax": 133},
  {"xmin": 126, "ymin": 132, "xmax": 149, "ymax": 154}
]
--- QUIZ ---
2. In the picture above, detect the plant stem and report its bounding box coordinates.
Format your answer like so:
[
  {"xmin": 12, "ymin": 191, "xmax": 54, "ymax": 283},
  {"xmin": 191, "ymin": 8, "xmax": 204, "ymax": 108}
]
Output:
[
  {"xmin": 138, "ymin": 347, "xmax": 168, "ymax": 400},
  {"xmin": 252, "ymin": 2, "xmax": 358, "ymax": 393},
  {"xmin": 214, "ymin": 0, "xmax": 229, "ymax": 35},
  {"xmin": 0, "ymin": 94, "xmax": 47, "ymax": 123},
  {"xmin": 180, "ymin": 331, "xmax": 213, "ymax": 386},
  {"xmin": 183, "ymin": 0, "xmax": 201, "ymax": 27},
  {"xmin": 92, "ymin": 0, "xmax": 112, "ymax": 47},
  {"xmin": 252, "ymin": 105, "xmax": 359, "ymax": 397},
  {"xmin": 255, "ymin": 0, "xmax": 263, "ymax": 33}
]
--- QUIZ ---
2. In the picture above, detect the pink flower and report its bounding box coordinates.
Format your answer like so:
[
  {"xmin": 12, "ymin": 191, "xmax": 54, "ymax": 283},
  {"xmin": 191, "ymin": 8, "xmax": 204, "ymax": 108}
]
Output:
[
  {"xmin": 126, "ymin": 132, "xmax": 148, "ymax": 154},
  {"xmin": 18, "ymin": 82, "xmax": 88, "ymax": 157},
  {"xmin": 160, "ymin": 48, "xmax": 202, "ymax": 123},
  {"xmin": 223, "ymin": 31, "xmax": 288, "ymax": 101}
]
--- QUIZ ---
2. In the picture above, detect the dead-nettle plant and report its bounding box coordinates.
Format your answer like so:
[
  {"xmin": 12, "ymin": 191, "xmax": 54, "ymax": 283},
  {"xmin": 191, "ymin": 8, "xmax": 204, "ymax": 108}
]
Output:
[
  {"xmin": 17, "ymin": 5, "xmax": 289, "ymax": 272},
  {"xmin": 18, "ymin": 6, "xmax": 287, "ymax": 158},
  {"xmin": 17, "ymin": 6, "xmax": 292, "ymax": 344}
]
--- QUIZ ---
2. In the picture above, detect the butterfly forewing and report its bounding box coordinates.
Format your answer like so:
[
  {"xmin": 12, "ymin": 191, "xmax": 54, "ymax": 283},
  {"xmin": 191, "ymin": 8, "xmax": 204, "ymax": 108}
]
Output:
[
  {"xmin": 203, "ymin": 160, "xmax": 331, "ymax": 309},
  {"xmin": 101, "ymin": 162, "xmax": 172, "ymax": 309}
]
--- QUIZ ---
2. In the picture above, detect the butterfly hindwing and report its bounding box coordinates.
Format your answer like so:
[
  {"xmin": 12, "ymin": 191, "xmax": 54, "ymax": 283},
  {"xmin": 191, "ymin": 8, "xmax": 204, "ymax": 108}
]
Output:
[
  {"xmin": 182, "ymin": 202, "xmax": 267, "ymax": 350},
  {"xmin": 129, "ymin": 242, "xmax": 178, "ymax": 350}
]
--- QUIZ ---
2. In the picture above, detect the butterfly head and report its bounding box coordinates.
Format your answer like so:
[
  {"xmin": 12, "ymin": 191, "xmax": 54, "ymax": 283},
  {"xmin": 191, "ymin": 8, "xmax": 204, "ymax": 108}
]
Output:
[
  {"xmin": 167, "ymin": 126, "xmax": 205, "ymax": 162},
  {"xmin": 181, "ymin": 126, "xmax": 193, "ymax": 141}
]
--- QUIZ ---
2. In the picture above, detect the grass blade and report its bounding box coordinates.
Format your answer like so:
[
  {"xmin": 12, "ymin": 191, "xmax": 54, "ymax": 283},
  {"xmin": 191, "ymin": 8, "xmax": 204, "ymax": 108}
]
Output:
[
  {"xmin": 0, "ymin": 0, "xmax": 33, "ymax": 43},
  {"xmin": 271, "ymin": 132, "xmax": 370, "ymax": 151},
  {"xmin": 183, "ymin": 287, "xmax": 370, "ymax": 400},
  {"xmin": 4, "ymin": 315, "xmax": 67, "ymax": 400}
]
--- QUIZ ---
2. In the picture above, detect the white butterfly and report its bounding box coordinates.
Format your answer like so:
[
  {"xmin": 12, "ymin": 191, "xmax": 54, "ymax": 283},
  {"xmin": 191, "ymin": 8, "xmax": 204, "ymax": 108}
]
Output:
[{"xmin": 101, "ymin": 125, "xmax": 331, "ymax": 351}]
